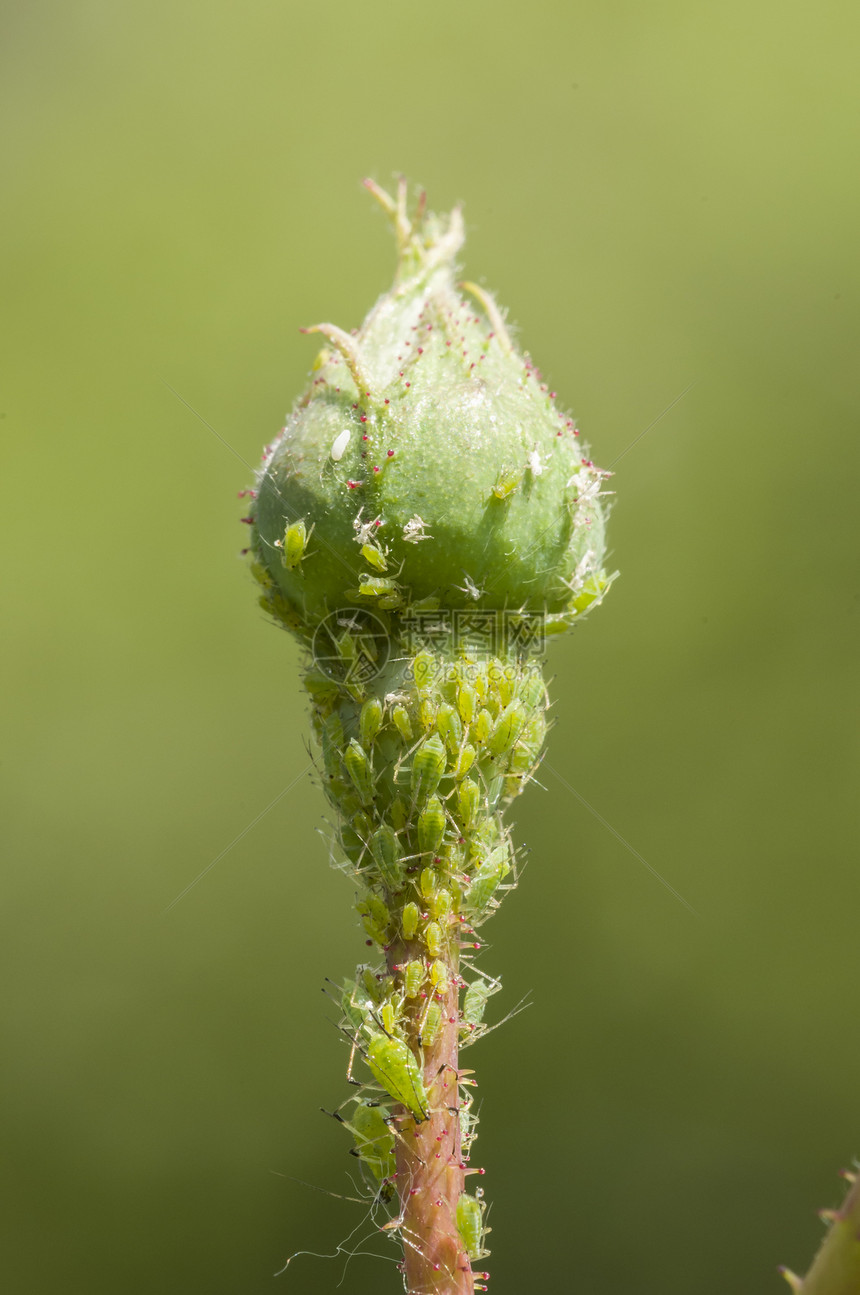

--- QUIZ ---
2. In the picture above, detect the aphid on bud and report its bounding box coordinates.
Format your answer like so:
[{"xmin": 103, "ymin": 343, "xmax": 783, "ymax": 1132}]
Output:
[
  {"xmin": 356, "ymin": 574, "xmax": 399, "ymax": 599},
  {"xmin": 492, "ymin": 466, "xmax": 522, "ymax": 499},
  {"xmin": 366, "ymin": 1033, "xmax": 429, "ymax": 1121},
  {"xmin": 418, "ymin": 796, "xmax": 445, "ymax": 855},
  {"xmin": 456, "ymin": 1191, "xmax": 487, "ymax": 1261},
  {"xmin": 457, "ymin": 778, "xmax": 481, "ymax": 829},
  {"xmin": 436, "ymin": 703, "xmax": 463, "ymax": 754},
  {"xmin": 424, "ymin": 920, "xmax": 443, "ymax": 958},
  {"xmin": 472, "ymin": 708, "xmax": 493, "ymax": 744},
  {"xmin": 379, "ymin": 995, "xmax": 404, "ymax": 1036},
  {"xmin": 418, "ymin": 696, "xmax": 437, "ymax": 731},
  {"xmin": 430, "ymin": 887, "xmax": 452, "ymax": 922},
  {"xmin": 345, "ymin": 739, "xmax": 374, "ymax": 804},
  {"xmin": 465, "ymin": 853, "xmax": 508, "ymax": 913},
  {"xmin": 452, "ymin": 744, "xmax": 476, "ymax": 779},
  {"xmin": 456, "ymin": 683, "xmax": 476, "ymax": 724},
  {"xmin": 412, "ymin": 650, "xmax": 436, "ymax": 691},
  {"xmin": 419, "ymin": 1000, "xmax": 443, "ymax": 1047},
  {"xmin": 402, "ymin": 901, "xmax": 420, "ymax": 941},
  {"xmin": 279, "ymin": 518, "xmax": 314, "ymax": 570},
  {"xmin": 392, "ymin": 704, "xmax": 413, "ymax": 741},
  {"xmin": 389, "ymin": 796, "xmax": 408, "ymax": 831},
  {"xmin": 403, "ymin": 959, "xmax": 425, "ymax": 999},
  {"xmin": 370, "ymin": 825, "xmax": 402, "ymax": 890},
  {"xmin": 518, "ymin": 670, "xmax": 546, "ymax": 709},
  {"xmin": 473, "ymin": 669, "xmax": 489, "ymax": 704},
  {"xmin": 411, "ymin": 735, "xmax": 447, "ymax": 802},
  {"xmin": 361, "ymin": 542, "xmax": 388, "ymax": 572},
  {"xmin": 419, "ymin": 867, "xmax": 439, "ymax": 900},
  {"xmin": 360, "ymin": 697, "xmax": 384, "ymax": 746},
  {"xmin": 357, "ymin": 894, "xmax": 390, "ymax": 945},
  {"xmin": 487, "ymin": 701, "xmax": 528, "ymax": 757}
]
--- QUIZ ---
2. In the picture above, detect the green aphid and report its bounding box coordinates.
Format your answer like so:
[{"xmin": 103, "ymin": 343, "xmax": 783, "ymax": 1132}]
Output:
[
  {"xmin": 339, "ymin": 979, "xmax": 368, "ymax": 1034},
  {"xmin": 402, "ymin": 901, "xmax": 420, "ymax": 941},
  {"xmin": 360, "ymin": 697, "xmax": 384, "ymax": 746},
  {"xmin": 281, "ymin": 518, "xmax": 313, "ymax": 570},
  {"xmin": 379, "ymin": 996, "xmax": 403, "ymax": 1036},
  {"xmin": 403, "ymin": 959, "xmax": 425, "ymax": 999},
  {"xmin": 392, "ymin": 704, "xmax": 413, "ymax": 742},
  {"xmin": 338, "ymin": 823, "xmax": 366, "ymax": 865},
  {"xmin": 491, "ymin": 660, "xmax": 516, "ymax": 707},
  {"xmin": 361, "ymin": 542, "xmax": 388, "ymax": 572},
  {"xmin": 424, "ymin": 920, "xmax": 443, "ymax": 958},
  {"xmin": 436, "ymin": 702, "xmax": 463, "ymax": 754},
  {"xmin": 465, "ymin": 846, "xmax": 510, "ymax": 912},
  {"xmin": 366, "ymin": 1033, "xmax": 429, "ymax": 1121},
  {"xmin": 345, "ymin": 738, "xmax": 373, "ymax": 804},
  {"xmin": 419, "ymin": 866, "xmax": 439, "ymax": 900},
  {"xmin": 345, "ymin": 1101, "xmax": 396, "ymax": 1182},
  {"xmin": 453, "ymin": 744, "xmax": 476, "ymax": 779},
  {"xmin": 419, "ymin": 1000, "xmax": 443, "ymax": 1048},
  {"xmin": 355, "ymin": 574, "xmax": 399, "ymax": 599},
  {"xmin": 456, "ymin": 683, "xmax": 476, "ymax": 724},
  {"xmin": 430, "ymin": 887, "xmax": 452, "ymax": 922},
  {"xmin": 457, "ymin": 778, "xmax": 481, "ymax": 829},
  {"xmin": 492, "ymin": 466, "xmax": 522, "ymax": 500},
  {"xmin": 418, "ymin": 696, "xmax": 437, "ymax": 731},
  {"xmin": 518, "ymin": 670, "xmax": 546, "ymax": 709},
  {"xmin": 487, "ymin": 700, "xmax": 528, "ymax": 757},
  {"xmin": 358, "ymin": 894, "xmax": 390, "ymax": 945},
  {"xmin": 370, "ymin": 824, "xmax": 402, "ymax": 890},
  {"xmin": 472, "ymin": 708, "xmax": 493, "ymax": 744},
  {"xmin": 462, "ymin": 978, "xmax": 494, "ymax": 1029},
  {"xmin": 417, "ymin": 796, "xmax": 445, "ymax": 855},
  {"xmin": 456, "ymin": 1192, "xmax": 486, "ymax": 1261},
  {"xmin": 389, "ymin": 796, "xmax": 408, "ymax": 831},
  {"xmin": 429, "ymin": 958, "xmax": 449, "ymax": 995},
  {"xmin": 321, "ymin": 713, "xmax": 344, "ymax": 778},
  {"xmin": 410, "ymin": 734, "xmax": 447, "ymax": 802},
  {"xmin": 412, "ymin": 650, "xmax": 436, "ymax": 691}
]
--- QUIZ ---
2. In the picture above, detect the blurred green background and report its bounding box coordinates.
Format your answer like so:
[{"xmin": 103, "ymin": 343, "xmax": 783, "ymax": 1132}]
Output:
[{"xmin": 2, "ymin": 2, "xmax": 858, "ymax": 1291}]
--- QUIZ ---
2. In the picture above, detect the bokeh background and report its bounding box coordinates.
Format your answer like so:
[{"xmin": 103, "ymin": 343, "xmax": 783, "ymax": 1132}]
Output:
[{"xmin": 3, "ymin": 2, "xmax": 859, "ymax": 1292}]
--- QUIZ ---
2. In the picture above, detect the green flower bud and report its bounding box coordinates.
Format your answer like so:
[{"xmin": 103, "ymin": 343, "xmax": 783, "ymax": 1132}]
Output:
[{"xmin": 248, "ymin": 180, "xmax": 612, "ymax": 633}]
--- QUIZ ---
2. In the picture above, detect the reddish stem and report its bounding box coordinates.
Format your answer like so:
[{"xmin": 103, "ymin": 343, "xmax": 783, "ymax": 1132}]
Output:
[{"xmin": 388, "ymin": 958, "xmax": 474, "ymax": 1295}]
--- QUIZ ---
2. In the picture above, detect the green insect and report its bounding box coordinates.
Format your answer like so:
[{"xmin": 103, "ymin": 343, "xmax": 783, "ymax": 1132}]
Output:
[
  {"xmin": 360, "ymin": 697, "xmax": 383, "ymax": 746},
  {"xmin": 361, "ymin": 542, "xmax": 388, "ymax": 572},
  {"xmin": 279, "ymin": 518, "xmax": 314, "ymax": 570},
  {"xmin": 411, "ymin": 734, "xmax": 447, "ymax": 802},
  {"xmin": 452, "ymin": 743, "xmax": 476, "ymax": 779},
  {"xmin": 424, "ymin": 919, "xmax": 443, "ymax": 958},
  {"xmin": 418, "ymin": 999, "xmax": 443, "ymax": 1047},
  {"xmin": 429, "ymin": 957, "xmax": 449, "ymax": 995},
  {"xmin": 344, "ymin": 738, "xmax": 374, "ymax": 804},
  {"xmin": 419, "ymin": 866, "xmax": 439, "ymax": 900},
  {"xmin": 401, "ymin": 901, "xmax": 420, "ymax": 941},
  {"xmin": 357, "ymin": 893, "xmax": 390, "ymax": 945},
  {"xmin": 366, "ymin": 1032, "xmax": 430, "ymax": 1121},
  {"xmin": 487, "ymin": 701, "xmax": 528, "ymax": 757},
  {"xmin": 472, "ymin": 708, "xmax": 493, "ymax": 744},
  {"xmin": 430, "ymin": 887, "xmax": 452, "ymax": 922},
  {"xmin": 457, "ymin": 778, "xmax": 481, "ymax": 829},
  {"xmin": 330, "ymin": 1099, "xmax": 396, "ymax": 1185},
  {"xmin": 417, "ymin": 796, "xmax": 446, "ymax": 855},
  {"xmin": 436, "ymin": 702, "xmax": 463, "ymax": 754},
  {"xmin": 370, "ymin": 824, "xmax": 402, "ymax": 890},
  {"xmin": 403, "ymin": 958, "xmax": 425, "ymax": 999},
  {"xmin": 465, "ymin": 845, "xmax": 510, "ymax": 913},
  {"xmin": 492, "ymin": 466, "xmax": 521, "ymax": 499},
  {"xmin": 456, "ymin": 1190, "xmax": 487, "ymax": 1261},
  {"xmin": 392, "ymin": 704, "xmax": 413, "ymax": 742},
  {"xmin": 456, "ymin": 682, "xmax": 476, "ymax": 724},
  {"xmin": 461, "ymin": 976, "xmax": 499, "ymax": 1031}
]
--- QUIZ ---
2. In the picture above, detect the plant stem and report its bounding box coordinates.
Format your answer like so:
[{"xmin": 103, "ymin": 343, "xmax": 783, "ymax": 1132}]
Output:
[{"xmin": 781, "ymin": 1173, "xmax": 860, "ymax": 1295}]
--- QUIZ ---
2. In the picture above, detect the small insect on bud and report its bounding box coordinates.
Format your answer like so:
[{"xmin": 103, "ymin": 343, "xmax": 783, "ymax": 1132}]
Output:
[
  {"xmin": 457, "ymin": 777, "xmax": 481, "ymax": 829},
  {"xmin": 417, "ymin": 796, "xmax": 446, "ymax": 855},
  {"xmin": 487, "ymin": 701, "xmax": 528, "ymax": 757},
  {"xmin": 411, "ymin": 734, "xmax": 447, "ymax": 802},
  {"xmin": 419, "ymin": 1000, "xmax": 443, "ymax": 1047},
  {"xmin": 402, "ymin": 901, "xmax": 420, "ymax": 941},
  {"xmin": 280, "ymin": 518, "xmax": 313, "ymax": 570},
  {"xmin": 359, "ymin": 697, "xmax": 384, "ymax": 746},
  {"xmin": 424, "ymin": 920, "xmax": 443, "ymax": 958},
  {"xmin": 436, "ymin": 702, "xmax": 463, "ymax": 754},
  {"xmin": 344, "ymin": 739, "xmax": 374, "ymax": 804},
  {"xmin": 456, "ymin": 1192, "xmax": 486, "ymax": 1261},
  {"xmin": 370, "ymin": 825, "xmax": 402, "ymax": 890},
  {"xmin": 392, "ymin": 704, "xmax": 413, "ymax": 742}
]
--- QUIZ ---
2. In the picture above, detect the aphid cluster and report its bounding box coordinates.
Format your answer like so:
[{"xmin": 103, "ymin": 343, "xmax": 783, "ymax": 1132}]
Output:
[{"xmin": 244, "ymin": 179, "xmax": 613, "ymax": 1295}]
